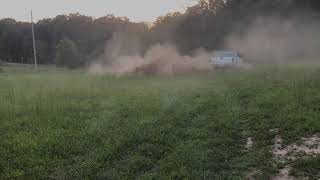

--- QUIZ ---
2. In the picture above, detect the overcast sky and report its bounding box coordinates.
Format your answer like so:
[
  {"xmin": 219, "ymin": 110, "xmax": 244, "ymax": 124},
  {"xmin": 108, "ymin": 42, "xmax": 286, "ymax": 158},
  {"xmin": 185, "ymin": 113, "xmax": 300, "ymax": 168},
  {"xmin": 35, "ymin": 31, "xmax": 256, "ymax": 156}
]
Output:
[{"xmin": 0, "ymin": 0, "xmax": 197, "ymax": 22}]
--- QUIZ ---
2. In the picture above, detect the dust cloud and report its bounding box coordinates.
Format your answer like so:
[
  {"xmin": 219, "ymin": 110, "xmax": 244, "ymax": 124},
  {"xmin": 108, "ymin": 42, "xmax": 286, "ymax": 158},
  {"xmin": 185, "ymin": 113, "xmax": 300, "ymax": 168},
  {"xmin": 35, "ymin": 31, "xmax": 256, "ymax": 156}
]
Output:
[
  {"xmin": 90, "ymin": 14, "xmax": 320, "ymax": 75},
  {"xmin": 89, "ymin": 32, "xmax": 211, "ymax": 76},
  {"xmin": 225, "ymin": 15, "xmax": 320, "ymax": 64}
]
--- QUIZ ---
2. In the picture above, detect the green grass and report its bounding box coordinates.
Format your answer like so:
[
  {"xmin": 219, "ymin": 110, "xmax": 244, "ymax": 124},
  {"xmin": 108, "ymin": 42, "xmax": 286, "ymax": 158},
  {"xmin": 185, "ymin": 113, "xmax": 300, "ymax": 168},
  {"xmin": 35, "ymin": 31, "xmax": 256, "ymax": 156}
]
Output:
[
  {"xmin": 292, "ymin": 157, "xmax": 320, "ymax": 179},
  {"xmin": 1, "ymin": 64, "xmax": 320, "ymax": 179}
]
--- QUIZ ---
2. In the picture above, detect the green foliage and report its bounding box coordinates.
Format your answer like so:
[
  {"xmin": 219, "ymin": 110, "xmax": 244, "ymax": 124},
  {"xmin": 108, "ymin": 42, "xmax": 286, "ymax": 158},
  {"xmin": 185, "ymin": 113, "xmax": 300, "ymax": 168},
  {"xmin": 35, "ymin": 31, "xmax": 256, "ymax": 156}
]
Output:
[
  {"xmin": 0, "ymin": 14, "xmax": 149, "ymax": 67},
  {"xmin": 55, "ymin": 38, "xmax": 83, "ymax": 69},
  {"xmin": 1, "ymin": 65, "xmax": 320, "ymax": 179},
  {"xmin": 292, "ymin": 157, "xmax": 320, "ymax": 179},
  {"xmin": 0, "ymin": 1, "xmax": 317, "ymax": 68}
]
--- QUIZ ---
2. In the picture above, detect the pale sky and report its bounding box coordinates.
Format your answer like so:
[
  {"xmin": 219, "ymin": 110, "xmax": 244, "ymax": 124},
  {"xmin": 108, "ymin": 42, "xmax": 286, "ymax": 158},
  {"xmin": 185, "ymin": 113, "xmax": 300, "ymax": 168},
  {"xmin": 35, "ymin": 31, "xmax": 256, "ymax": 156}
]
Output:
[{"xmin": 0, "ymin": 0, "xmax": 197, "ymax": 22}]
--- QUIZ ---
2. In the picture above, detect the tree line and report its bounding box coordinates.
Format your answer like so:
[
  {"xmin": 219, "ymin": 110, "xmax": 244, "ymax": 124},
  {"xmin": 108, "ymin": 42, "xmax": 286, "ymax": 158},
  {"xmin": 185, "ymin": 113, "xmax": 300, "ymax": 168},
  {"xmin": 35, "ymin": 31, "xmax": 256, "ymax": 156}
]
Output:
[{"xmin": 0, "ymin": 0, "xmax": 317, "ymax": 68}]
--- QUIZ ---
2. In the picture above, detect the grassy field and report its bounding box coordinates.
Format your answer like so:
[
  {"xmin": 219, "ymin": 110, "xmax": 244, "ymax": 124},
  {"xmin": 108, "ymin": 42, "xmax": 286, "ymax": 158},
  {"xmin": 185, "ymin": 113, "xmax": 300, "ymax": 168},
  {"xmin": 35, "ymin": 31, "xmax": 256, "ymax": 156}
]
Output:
[{"xmin": 1, "ymin": 64, "xmax": 320, "ymax": 179}]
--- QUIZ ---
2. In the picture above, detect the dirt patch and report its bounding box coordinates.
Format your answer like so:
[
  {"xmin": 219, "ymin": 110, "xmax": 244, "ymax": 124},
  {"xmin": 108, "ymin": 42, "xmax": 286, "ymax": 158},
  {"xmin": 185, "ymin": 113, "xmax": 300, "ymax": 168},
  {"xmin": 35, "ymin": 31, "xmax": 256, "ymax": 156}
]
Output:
[
  {"xmin": 272, "ymin": 166, "xmax": 295, "ymax": 180},
  {"xmin": 246, "ymin": 137, "xmax": 253, "ymax": 149},
  {"xmin": 271, "ymin": 134, "xmax": 320, "ymax": 179},
  {"xmin": 273, "ymin": 135, "xmax": 320, "ymax": 161},
  {"xmin": 269, "ymin": 128, "xmax": 280, "ymax": 134},
  {"xmin": 245, "ymin": 169, "xmax": 260, "ymax": 180}
]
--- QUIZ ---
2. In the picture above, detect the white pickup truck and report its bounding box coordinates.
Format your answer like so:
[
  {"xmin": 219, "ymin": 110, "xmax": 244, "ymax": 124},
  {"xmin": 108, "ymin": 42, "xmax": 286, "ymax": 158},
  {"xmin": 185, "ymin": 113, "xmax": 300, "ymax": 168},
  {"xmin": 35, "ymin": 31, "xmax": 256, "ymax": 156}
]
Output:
[{"xmin": 209, "ymin": 50, "xmax": 243, "ymax": 69}]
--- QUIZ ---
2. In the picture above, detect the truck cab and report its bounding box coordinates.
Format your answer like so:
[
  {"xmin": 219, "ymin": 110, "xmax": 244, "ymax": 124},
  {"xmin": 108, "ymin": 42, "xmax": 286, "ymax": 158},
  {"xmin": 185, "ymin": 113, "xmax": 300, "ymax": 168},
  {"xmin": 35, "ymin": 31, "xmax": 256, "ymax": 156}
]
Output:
[{"xmin": 209, "ymin": 50, "xmax": 243, "ymax": 69}]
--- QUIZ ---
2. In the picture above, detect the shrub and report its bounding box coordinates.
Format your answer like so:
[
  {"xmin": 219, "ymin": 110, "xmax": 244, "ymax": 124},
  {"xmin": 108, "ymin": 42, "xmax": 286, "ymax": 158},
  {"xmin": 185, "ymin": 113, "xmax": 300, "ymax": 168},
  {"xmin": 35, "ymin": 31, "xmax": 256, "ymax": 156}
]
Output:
[{"xmin": 55, "ymin": 38, "xmax": 84, "ymax": 69}]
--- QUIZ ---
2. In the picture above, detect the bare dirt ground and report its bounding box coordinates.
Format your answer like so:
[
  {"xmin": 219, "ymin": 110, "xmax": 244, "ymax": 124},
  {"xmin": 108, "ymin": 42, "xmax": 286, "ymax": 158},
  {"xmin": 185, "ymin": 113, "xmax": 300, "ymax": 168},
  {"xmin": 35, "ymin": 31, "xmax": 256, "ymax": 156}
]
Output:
[
  {"xmin": 244, "ymin": 129, "xmax": 320, "ymax": 180},
  {"xmin": 271, "ymin": 134, "xmax": 320, "ymax": 180}
]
